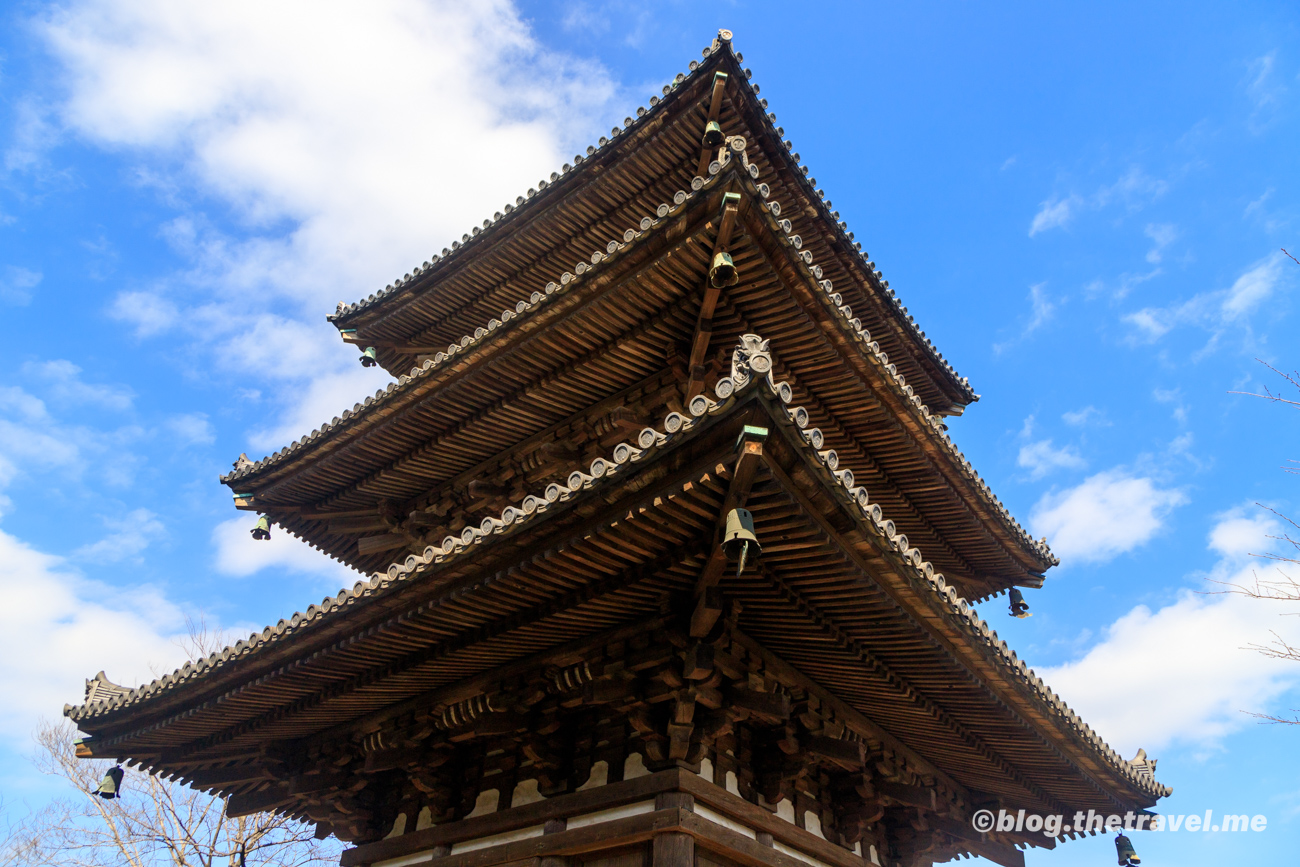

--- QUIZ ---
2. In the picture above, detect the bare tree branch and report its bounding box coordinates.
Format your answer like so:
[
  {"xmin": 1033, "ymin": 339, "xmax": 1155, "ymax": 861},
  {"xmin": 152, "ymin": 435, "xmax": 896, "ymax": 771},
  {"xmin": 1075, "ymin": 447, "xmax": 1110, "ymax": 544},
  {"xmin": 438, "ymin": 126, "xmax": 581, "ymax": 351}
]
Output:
[{"xmin": 0, "ymin": 719, "xmax": 340, "ymax": 867}]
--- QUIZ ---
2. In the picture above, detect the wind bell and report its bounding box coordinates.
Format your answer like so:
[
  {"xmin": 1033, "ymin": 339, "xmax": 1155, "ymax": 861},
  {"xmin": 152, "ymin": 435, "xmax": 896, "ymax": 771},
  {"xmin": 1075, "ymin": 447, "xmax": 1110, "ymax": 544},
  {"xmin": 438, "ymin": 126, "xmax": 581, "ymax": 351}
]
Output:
[
  {"xmin": 95, "ymin": 765, "xmax": 124, "ymax": 799},
  {"xmin": 722, "ymin": 508, "xmax": 760, "ymax": 577},
  {"xmin": 709, "ymin": 251, "xmax": 739, "ymax": 289},
  {"xmin": 702, "ymin": 120, "xmax": 724, "ymax": 148},
  {"xmin": 1008, "ymin": 587, "xmax": 1031, "ymax": 618},
  {"xmin": 1114, "ymin": 832, "xmax": 1141, "ymax": 865},
  {"xmin": 250, "ymin": 515, "xmax": 271, "ymax": 541},
  {"xmin": 360, "ymin": 346, "xmax": 379, "ymax": 367}
]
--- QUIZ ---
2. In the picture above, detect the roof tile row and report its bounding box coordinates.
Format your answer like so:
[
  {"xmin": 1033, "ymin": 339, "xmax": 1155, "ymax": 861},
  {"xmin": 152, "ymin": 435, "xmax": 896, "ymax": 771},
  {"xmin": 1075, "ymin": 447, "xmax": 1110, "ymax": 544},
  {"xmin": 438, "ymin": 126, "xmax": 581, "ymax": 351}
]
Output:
[
  {"xmin": 70, "ymin": 333, "xmax": 1160, "ymax": 800},
  {"xmin": 223, "ymin": 154, "xmax": 1053, "ymax": 574},
  {"xmin": 328, "ymin": 31, "xmax": 973, "ymax": 403}
]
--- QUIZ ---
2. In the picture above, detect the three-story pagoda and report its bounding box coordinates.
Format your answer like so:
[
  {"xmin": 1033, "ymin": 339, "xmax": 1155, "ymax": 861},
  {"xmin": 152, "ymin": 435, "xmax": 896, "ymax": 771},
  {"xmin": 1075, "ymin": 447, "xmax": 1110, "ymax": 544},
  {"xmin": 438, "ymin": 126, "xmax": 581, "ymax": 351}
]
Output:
[{"xmin": 66, "ymin": 30, "xmax": 1168, "ymax": 867}]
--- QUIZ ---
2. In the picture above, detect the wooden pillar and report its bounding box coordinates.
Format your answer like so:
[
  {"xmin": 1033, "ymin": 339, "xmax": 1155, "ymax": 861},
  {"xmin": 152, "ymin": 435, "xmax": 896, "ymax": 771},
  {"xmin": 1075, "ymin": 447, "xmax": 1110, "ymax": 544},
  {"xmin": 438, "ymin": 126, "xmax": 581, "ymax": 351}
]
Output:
[
  {"xmin": 653, "ymin": 833, "xmax": 694, "ymax": 867},
  {"xmin": 653, "ymin": 793, "xmax": 695, "ymax": 867}
]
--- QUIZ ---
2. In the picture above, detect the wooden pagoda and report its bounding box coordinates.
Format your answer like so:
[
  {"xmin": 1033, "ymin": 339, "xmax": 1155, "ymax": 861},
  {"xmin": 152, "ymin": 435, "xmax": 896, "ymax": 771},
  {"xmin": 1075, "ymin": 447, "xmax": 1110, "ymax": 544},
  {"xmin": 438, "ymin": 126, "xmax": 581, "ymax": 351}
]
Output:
[{"xmin": 66, "ymin": 30, "xmax": 1168, "ymax": 867}]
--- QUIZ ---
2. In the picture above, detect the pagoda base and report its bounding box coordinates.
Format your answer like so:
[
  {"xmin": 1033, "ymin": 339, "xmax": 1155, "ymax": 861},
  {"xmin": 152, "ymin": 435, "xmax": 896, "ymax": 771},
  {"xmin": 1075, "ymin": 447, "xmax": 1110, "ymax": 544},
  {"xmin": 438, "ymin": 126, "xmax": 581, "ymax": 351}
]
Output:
[{"xmin": 343, "ymin": 769, "xmax": 877, "ymax": 867}]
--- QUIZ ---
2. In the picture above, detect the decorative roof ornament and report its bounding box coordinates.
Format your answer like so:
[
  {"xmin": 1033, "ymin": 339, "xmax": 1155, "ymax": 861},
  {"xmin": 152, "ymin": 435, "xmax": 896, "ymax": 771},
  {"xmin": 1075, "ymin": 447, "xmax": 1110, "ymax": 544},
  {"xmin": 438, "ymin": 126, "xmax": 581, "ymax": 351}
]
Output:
[
  {"xmin": 1128, "ymin": 748, "xmax": 1158, "ymax": 780},
  {"xmin": 83, "ymin": 671, "xmax": 128, "ymax": 705}
]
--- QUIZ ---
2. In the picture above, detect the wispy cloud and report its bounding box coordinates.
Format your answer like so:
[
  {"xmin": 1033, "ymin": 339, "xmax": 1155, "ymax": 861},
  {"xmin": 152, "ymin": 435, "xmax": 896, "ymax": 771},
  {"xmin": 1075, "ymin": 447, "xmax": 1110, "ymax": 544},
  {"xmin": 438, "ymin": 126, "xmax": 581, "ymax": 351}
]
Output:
[
  {"xmin": 0, "ymin": 266, "xmax": 41, "ymax": 305},
  {"xmin": 1018, "ymin": 439, "xmax": 1086, "ymax": 480},
  {"xmin": 37, "ymin": 0, "xmax": 626, "ymax": 460},
  {"xmin": 1029, "ymin": 167, "xmax": 1169, "ymax": 238},
  {"xmin": 1094, "ymin": 167, "xmax": 1168, "ymax": 211},
  {"xmin": 72, "ymin": 508, "xmax": 165, "ymax": 563},
  {"xmin": 1122, "ymin": 252, "xmax": 1291, "ymax": 349},
  {"xmin": 993, "ymin": 283, "xmax": 1057, "ymax": 353},
  {"xmin": 1245, "ymin": 51, "xmax": 1286, "ymax": 133},
  {"xmin": 1143, "ymin": 222, "xmax": 1177, "ymax": 264},
  {"xmin": 0, "ymin": 380, "xmax": 143, "ymax": 503},
  {"xmin": 1062, "ymin": 405, "xmax": 1108, "ymax": 427},
  {"xmin": 1030, "ymin": 468, "xmax": 1187, "ymax": 564},
  {"xmin": 164, "ymin": 412, "xmax": 215, "ymax": 445},
  {"xmin": 1040, "ymin": 508, "xmax": 1300, "ymax": 753},
  {"xmin": 22, "ymin": 359, "xmax": 135, "ymax": 411},
  {"xmin": 1153, "ymin": 387, "xmax": 1189, "ymax": 424},
  {"xmin": 1029, "ymin": 196, "xmax": 1079, "ymax": 236}
]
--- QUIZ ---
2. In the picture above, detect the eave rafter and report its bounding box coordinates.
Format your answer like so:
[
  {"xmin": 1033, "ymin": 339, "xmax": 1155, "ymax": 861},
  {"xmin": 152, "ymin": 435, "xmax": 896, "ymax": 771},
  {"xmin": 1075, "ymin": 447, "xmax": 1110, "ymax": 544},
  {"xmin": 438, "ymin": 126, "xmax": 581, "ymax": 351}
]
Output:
[
  {"xmin": 75, "ymin": 348, "xmax": 1164, "ymax": 820},
  {"xmin": 225, "ymin": 167, "xmax": 1050, "ymax": 595}
]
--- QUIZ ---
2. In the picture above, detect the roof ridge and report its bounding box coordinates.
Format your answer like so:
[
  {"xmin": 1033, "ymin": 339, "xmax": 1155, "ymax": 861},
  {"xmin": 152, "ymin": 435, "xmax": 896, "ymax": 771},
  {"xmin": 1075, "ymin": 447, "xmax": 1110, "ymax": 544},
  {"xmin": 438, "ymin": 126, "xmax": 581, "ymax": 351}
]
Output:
[
  {"xmin": 328, "ymin": 34, "xmax": 728, "ymax": 324},
  {"xmin": 74, "ymin": 335, "xmax": 1160, "ymax": 805},
  {"xmin": 328, "ymin": 31, "xmax": 974, "ymax": 403}
]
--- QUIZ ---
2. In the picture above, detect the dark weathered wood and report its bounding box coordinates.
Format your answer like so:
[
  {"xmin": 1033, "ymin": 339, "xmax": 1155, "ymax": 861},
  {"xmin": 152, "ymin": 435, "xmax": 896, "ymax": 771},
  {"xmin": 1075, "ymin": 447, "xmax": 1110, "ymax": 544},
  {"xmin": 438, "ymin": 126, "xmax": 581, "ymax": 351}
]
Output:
[
  {"xmin": 685, "ymin": 195, "xmax": 740, "ymax": 399},
  {"xmin": 691, "ymin": 431, "xmax": 763, "ymax": 637},
  {"xmin": 341, "ymin": 771, "xmax": 684, "ymax": 867},
  {"xmin": 651, "ymin": 832, "xmax": 693, "ymax": 867},
  {"xmin": 411, "ymin": 810, "xmax": 676, "ymax": 867},
  {"xmin": 695, "ymin": 72, "xmax": 731, "ymax": 178},
  {"xmin": 69, "ymin": 40, "xmax": 1167, "ymax": 867},
  {"xmin": 225, "ymin": 785, "xmax": 293, "ymax": 819}
]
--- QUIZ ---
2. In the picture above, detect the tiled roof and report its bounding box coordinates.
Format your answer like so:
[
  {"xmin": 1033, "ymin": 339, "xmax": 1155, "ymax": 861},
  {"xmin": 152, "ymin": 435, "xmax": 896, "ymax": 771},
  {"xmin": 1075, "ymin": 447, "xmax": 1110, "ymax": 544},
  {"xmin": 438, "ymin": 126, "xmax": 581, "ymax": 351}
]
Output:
[
  {"xmin": 221, "ymin": 141, "xmax": 1053, "ymax": 574},
  {"xmin": 71, "ymin": 335, "xmax": 1158, "ymax": 803},
  {"xmin": 327, "ymin": 29, "xmax": 974, "ymax": 404}
]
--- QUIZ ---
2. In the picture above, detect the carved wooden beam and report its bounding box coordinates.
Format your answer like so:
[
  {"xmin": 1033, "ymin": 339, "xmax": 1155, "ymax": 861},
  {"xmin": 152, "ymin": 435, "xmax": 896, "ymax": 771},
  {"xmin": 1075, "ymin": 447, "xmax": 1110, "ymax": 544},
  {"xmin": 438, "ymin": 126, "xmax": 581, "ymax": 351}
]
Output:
[
  {"xmin": 689, "ymin": 425, "xmax": 766, "ymax": 637},
  {"xmin": 685, "ymin": 193, "xmax": 742, "ymax": 400},
  {"xmin": 694, "ymin": 71, "xmax": 730, "ymax": 178}
]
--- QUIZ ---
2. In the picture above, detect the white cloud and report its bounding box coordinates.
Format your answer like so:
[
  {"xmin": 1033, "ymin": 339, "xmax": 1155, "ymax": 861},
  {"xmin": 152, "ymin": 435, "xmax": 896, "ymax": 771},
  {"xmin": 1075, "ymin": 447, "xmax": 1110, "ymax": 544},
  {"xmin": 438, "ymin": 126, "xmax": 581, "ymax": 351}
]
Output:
[
  {"xmin": 1030, "ymin": 468, "xmax": 1187, "ymax": 563},
  {"xmin": 0, "ymin": 266, "xmax": 41, "ymax": 305},
  {"xmin": 109, "ymin": 290, "xmax": 178, "ymax": 337},
  {"xmin": 1029, "ymin": 167, "xmax": 1169, "ymax": 238},
  {"xmin": 164, "ymin": 412, "xmax": 215, "ymax": 445},
  {"xmin": 1029, "ymin": 196, "xmax": 1078, "ymax": 236},
  {"xmin": 0, "ymin": 387, "xmax": 84, "ymax": 489},
  {"xmin": 1094, "ymin": 167, "xmax": 1167, "ymax": 211},
  {"xmin": 1018, "ymin": 439, "xmax": 1086, "ymax": 480},
  {"xmin": 1221, "ymin": 254, "xmax": 1284, "ymax": 319},
  {"xmin": 247, "ymin": 365, "xmax": 386, "ymax": 453},
  {"xmin": 0, "ymin": 527, "xmax": 190, "ymax": 746},
  {"xmin": 1144, "ymin": 222, "xmax": 1177, "ymax": 264},
  {"xmin": 0, "ymin": 377, "xmax": 149, "ymax": 496},
  {"xmin": 72, "ymin": 508, "xmax": 165, "ymax": 563},
  {"xmin": 1245, "ymin": 52, "xmax": 1285, "ymax": 133},
  {"xmin": 1153, "ymin": 387, "xmax": 1189, "ymax": 424},
  {"xmin": 1025, "ymin": 283, "xmax": 1055, "ymax": 332},
  {"xmin": 1122, "ymin": 252, "xmax": 1290, "ymax": 347},
  {"xmin": 1062, "ymin": 405, "xmax": 1108, "ymax": 427},
  {"xmin": 993, "ymin": 283, "xmax": 1057, "ymax": 353},
  {"xmin": 212, "ymin": 515, "xmax": 358, "ymax": 582},
  {"xmin": 22, "ymin": 359, "xmax": 135, "ymax": 411},
  {"xmin": 1040, "ymin": 509, "xmax": 1300, "ymax": 753},
  {"xmin": 38, "ymin": 0, "xmax": 624, "ymax": 457}
]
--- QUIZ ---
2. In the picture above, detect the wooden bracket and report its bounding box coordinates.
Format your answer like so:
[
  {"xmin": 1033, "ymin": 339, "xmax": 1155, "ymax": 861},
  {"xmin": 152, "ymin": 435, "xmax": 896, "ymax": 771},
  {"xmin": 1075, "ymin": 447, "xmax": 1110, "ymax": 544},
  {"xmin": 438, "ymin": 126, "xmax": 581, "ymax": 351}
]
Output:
[
  {"xmin": 685, "ymin": 192, "xmax": 742, "ymax": 400},
  {"xmin": 340, "ymin": 330, "xmax": 444, "ymax": 356},
  {"xmin": 694, "ymin": 72, "xmax": 730, "ymax": 178},
  {"xmin": 689, "ymin": 426, "xmax": 767, "ymax": 637}
]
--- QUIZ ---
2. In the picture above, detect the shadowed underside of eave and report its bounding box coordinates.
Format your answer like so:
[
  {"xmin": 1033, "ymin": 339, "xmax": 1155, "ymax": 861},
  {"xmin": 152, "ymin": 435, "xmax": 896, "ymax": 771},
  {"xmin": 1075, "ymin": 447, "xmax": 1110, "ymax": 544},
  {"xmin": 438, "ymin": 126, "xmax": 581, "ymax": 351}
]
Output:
[
  {"xmin": 74, "ymin": 397, "xmax": 1161, "ymax": 822},
  {"xmin": 220, "ymin": 177, "xmax": 1051, "ymax": 597}
]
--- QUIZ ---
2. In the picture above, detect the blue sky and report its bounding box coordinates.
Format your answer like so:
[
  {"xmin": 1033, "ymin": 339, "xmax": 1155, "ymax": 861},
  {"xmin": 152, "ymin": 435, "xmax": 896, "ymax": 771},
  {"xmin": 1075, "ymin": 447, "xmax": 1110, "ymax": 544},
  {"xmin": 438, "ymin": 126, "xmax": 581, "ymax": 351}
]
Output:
[{"xmin": 1, "ymin": 2, "xmax": 1297, "ymax": 863}]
